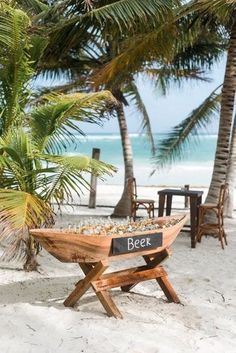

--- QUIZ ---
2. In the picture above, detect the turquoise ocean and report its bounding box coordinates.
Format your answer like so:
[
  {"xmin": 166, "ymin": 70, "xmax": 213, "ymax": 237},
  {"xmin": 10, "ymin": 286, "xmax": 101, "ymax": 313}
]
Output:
[{"xmin": 64, "ymin": 133, "xmax": 217, "ymax": 187}]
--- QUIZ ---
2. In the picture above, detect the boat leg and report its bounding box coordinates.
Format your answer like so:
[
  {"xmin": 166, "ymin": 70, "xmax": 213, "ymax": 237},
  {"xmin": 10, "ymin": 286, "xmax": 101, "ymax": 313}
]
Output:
[
  {"xmin": 80, "ymin": 263, "xmax": 123, "ymax": 319},
  {"xmin": 63, "ymin": 260, "xmax": 108, "ymax": 308},
  {"xmin": 121, "ymin": 249, "xmax": 170, "ymax": 292}
]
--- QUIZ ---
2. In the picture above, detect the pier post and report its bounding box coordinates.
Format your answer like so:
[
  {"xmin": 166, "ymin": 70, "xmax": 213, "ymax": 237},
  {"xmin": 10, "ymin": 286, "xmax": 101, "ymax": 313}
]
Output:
[{"xmin": 88, "ymin": 148, "xmax": 100, "ymax": 208}]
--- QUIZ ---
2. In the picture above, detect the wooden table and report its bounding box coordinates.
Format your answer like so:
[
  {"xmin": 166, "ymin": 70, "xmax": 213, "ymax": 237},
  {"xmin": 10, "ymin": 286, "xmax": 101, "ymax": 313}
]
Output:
[{"xmin": 158, "ymin": 189, "xmax": 203, "ymax": 248}]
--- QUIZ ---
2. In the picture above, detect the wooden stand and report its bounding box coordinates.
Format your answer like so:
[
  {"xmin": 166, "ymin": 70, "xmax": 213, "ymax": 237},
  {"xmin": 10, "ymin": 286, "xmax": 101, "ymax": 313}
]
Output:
[
  {"xmin": 30, "ymin": 215, "xmax": 187, "ymax": 318},
  {"xmin": 64, "ymin": 249, "xmax": 180, "ymax": 319}
]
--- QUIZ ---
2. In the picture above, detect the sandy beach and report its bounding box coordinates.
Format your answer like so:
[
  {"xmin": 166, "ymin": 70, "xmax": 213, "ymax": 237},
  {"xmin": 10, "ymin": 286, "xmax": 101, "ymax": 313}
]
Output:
[{"xmin": 0, "ymin": 184, "xmax": 236, "ymax": 353}]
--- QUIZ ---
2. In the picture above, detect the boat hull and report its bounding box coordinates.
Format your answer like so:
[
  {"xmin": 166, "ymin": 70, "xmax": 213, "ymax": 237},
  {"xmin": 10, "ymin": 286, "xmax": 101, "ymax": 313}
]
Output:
[{"xmin": 30, "ymin": 215, "xmax": 187, "ymax": 263}]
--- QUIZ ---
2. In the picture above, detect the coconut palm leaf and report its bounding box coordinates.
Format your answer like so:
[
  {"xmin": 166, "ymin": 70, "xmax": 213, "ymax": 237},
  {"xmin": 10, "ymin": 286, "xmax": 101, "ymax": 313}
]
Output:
[
  {"xmin": 0, "ymin": 5, "xmax": 33, "ymax": 134},
  {"xmin": 81, "ymin": 0, "xmax": 178, "ymax": 29},
  {"xmin": 92, "ymin": 26, "xmax": 177, "ymax": 88},
  {"xmin": 40, "ymin": 0, "xmax": 181, "ymax": 61},
  {"xmin": 0, "ymin": 4, "xmax": 30, "ymax": 48},
  {"xmin": 43, "ymin": 0, "xmax": 179, "ymax": 29},
  {"xmin": 144, "ymin": 66, "xmax": 209, "ymax": 96},
  {"xmin": 183, "ymin": 0, "xmax": 236, "ymax": 24},
  {"xmin": 0, "ymin": 189, "xmax": 53, "ymax": 230},
  {"xmin": 153, "ymin": 85, "xmax": 222, "ymax": 169},
  {"xmin": 30, "ymin": 91, "xmax": 116, "ymax": 152},
  {"xmin": 16, "ymin": 0, "xmax": 48, "ymax": 15},
  {"xmin": 126, "ymin": 81, "xmax": 156, "ymax": 155},
  {"xmin": 0, "ymin": 189, "xmax": 53, "ymax": 261},
  {"xmin": 39, "ymin": 154, "xmax": 116, "ymax": 202},
  {"xmin": 29, "ymin": 35, "xmax": 49, "ymax": 69}
]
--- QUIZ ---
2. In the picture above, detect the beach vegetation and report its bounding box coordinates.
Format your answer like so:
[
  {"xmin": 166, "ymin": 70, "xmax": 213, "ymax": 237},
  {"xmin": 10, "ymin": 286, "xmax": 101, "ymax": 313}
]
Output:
[
  {"xmin": 155, "ymin": 1, "xmax": 236, "ymax": 215},
  {"xmin": 0, "ymin": 3, "xmax": 116, "ymax": 270},
  {"xmin": 30, "ymin": 0, "xmax": 224, "ymax": 216},
  {"xmin": 28, "ymin": 0, "xmax": 179, "ymax": 217}
]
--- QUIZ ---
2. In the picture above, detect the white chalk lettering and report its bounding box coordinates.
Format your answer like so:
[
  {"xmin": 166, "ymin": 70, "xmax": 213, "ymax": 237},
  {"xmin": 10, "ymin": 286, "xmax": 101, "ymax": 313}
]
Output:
[
  {"xmin": 127, "ymin": 238, "xmax": 134, "ymax": 250},
  {"xmin": 146, "ymin": 237, "xmax": 151, "ymax": 246},
  {"xmin": 127, "ymin": 236, "xmax": 153, "ymax": 251},
  {"xmin": 140, "ymin": 238, "xmax": 146, "ymax": 247}
]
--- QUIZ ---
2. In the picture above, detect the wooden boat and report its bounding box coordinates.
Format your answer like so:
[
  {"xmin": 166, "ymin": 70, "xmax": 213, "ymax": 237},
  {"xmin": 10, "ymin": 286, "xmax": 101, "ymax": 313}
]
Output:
[{"xmin": 30, "ymin": 215, "xmax": 187, "ymax": 264}]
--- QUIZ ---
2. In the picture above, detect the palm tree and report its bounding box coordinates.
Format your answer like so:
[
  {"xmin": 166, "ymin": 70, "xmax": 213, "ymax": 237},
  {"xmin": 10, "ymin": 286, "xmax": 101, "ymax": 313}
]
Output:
[
  {"xmin": 0, "ymin": 3, "xmax": 115, "ymax": 270},
  {"xmin": 0, "ymin": 128, "xmax": 114, "ymax": 270},
  {"xmin": 151, "ymin": 1, "xmax": 236, "ymax": 214},
  {"xmin": 152, "ymin": 86, "xmax": 222, "ymax": 168},
  {"xmin": 182, "ymin": 1, "xmax": 236, "ymax": 205},
  {"xmin": 225, "ymin": 114, "xmax": 236, "ymax": 217},
  {"xmin": 34, "ymin": 0, "xmax": 221, "ymax": 216}
]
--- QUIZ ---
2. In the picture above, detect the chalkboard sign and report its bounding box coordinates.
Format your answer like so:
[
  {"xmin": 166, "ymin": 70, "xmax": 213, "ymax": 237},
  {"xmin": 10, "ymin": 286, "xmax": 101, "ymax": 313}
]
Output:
[{"xmin": 112, "ymin": 233, "xmax": 163, "ymax": 255}]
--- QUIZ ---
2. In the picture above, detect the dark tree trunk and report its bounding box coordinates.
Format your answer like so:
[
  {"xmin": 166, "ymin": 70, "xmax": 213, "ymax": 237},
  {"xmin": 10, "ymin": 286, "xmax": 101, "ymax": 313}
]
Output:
[
  {"xmin": 112, "ymin": 94, "xmax": 134, "ymax": 217},
  {"xmin": 225, "ymin": 115, "xmax": 236, "ymax": 217},
  {"xmin": 23, "ymin": 234, "xmax": 39, "ymax": 272},
  {"xmin": 206, "ymin": 20, "xmax": 236, "ymax": 203}
]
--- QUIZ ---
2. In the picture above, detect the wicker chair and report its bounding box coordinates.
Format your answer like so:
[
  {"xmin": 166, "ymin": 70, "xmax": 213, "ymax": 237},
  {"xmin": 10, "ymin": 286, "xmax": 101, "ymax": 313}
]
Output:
[
  {"xmin": 127, "ymin": 177, "xmax": 155, "ymax": 221},
  {"xmin": 196, "ymin": 183, "xmax": 229, "ymax": 249}
]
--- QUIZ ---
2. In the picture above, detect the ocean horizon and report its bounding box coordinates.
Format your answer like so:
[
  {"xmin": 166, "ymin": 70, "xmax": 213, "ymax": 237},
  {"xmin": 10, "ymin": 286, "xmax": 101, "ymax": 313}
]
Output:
[{"xmin": 63, "ymin": 133, "xmax": 217, "ymax": 187}]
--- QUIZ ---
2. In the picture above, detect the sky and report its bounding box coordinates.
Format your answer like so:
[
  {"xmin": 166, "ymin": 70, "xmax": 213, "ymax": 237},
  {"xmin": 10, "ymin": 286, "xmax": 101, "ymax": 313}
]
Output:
[
  {"xmin": 37, "ymin": 55, "xmax": 226, "ymax": 135},
  {"xmin": 80, "ymin": 56, "xmax": 226, "ymax": 134}
]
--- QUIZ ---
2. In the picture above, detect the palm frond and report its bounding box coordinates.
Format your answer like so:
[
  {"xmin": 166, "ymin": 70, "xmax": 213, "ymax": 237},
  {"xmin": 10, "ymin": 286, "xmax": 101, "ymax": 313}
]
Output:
[
  {"xmin": 0, "ymin": 189, "xmax": 53, "ymax": 261},
  {"xmin": 0, "ymin": 5, "xmax": 33, "ymax": 134},
  {"xmin": 16, "ymin": 0, "xmax": 48, "ymax": 15},
  {"xmin": 153, "ymin": 85, "xmax": 222, "ymax": 169},
  {"xmin": 144, "ymin": 66, "xmax": 209, "ymax": 95},
  {"xmin": 30, "ymin": 91, "xmax": 116, "ymax": 152},
  {"xmin": 92, "ymin": 25, "xmax": 177, "ymax": 88},
  {"xmin": 0, "ymin": 5, "xmax": 30, "ymax": 49},
  {"xmin": 29, "ymin": 35, "xmax": 49, "ymax": 68},
  {"xmin": 183, "ymin": 0, "xmax": 236, "ymax": 25},
  {"xmin": 92, "ymin": 8, "xmax": 226, "ymax": 88},
  {"xmin": 126, "ymin": 81, "xmax": 156, "ymax": 155},
  {"xmin": 82, "ymin": 0, "xmax": 178, "ymax": 30},
  {"xmin": 38, "ymin": 154, "xmax": 116, "ymax": 204}
]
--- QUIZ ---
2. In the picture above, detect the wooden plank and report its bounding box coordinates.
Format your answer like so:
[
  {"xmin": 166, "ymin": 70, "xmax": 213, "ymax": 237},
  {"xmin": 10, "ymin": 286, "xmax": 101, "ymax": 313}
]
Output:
[
  {"xmin": 64, "ymin": 260, "xmax": 108, "ymax": 307},
  {"xmin": 79, "ymin": 263, "xmax": 123, "ymax": 319},
  {"xmin": 121, "ymin": 249, "xmax": 170, "ymax": 292},
  {"xmin": 144, "ymin": 250, "xmax": 180, "ymax": 303},
  {"xmin": 92, "ymin": 267, "xmax": 166, "ymax": 292},
  {"xmin": 100, "ymin": 267, "xmax": 140, "ymax": 280},
  {"xmin": 157, "ymin": 276, "xmax": 180, "ymax": 303},
  {"xmin": 143, "ymin": 249, "xmax": 170, "ymax": 267},
  {"xmin": 96, "ymin": 291, "xmax": 123, "ymax": 319}
]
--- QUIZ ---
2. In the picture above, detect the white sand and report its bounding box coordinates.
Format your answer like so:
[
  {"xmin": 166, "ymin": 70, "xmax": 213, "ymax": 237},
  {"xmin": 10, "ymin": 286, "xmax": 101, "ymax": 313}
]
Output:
[{"xmin": 0, "ymin": 185, "xmax": 236, "ymax": 353}]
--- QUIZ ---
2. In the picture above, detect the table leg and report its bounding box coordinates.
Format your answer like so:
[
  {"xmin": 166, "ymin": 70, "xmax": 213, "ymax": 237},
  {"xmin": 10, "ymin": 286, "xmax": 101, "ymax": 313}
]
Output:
[
  {"xmin": 196, "ymin": 196, "xmax": 202, "ymax": 226},
  {"xmin": 158, "ymin": 194, "xmax": 165, "ymax": 217},
  {"xmin": 166, "ymin": 195, "xmax": 173, "ymax": 216},
  {"xmin": 190, "ymin": 196, "xmax": 198, "ymax": 248}
]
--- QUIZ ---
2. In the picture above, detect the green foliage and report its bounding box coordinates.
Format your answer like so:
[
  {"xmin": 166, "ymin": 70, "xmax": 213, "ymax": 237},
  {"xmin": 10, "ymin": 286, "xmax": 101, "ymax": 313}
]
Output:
[
  {"xmin": 0, "ymin": 3, "xmax": 116, "ymax": 264},
  {"xmin": 183, "ymin": 0, "xmax": 236, "ymax": 26},
  {"xmin": 35, "ymin": 0, "xmax": 226, "ymax": 163},
  {"xmin": 153, "ymin": 86, "xmax": 221, "ymax": 169},
  {"xmin": 0, "ymin": 5, "xmax": 32, "ymax": 134}
]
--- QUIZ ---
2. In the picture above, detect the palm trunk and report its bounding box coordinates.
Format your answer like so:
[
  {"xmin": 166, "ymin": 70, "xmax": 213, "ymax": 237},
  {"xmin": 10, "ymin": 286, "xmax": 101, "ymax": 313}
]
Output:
[
  {"xmin": 112, "ymin": 100, "xmax": 134, "ymax": 217},
  {"xmin": 206, "ymin": 21, "xmax": 236, "ymax": 203},
  {"xmin": 225, "ymin": 115, "xmax": 236, "ymax": 217},
  {"xmin": 23, "ymin": 232, "xmax": 39, "ymax": 271}
]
